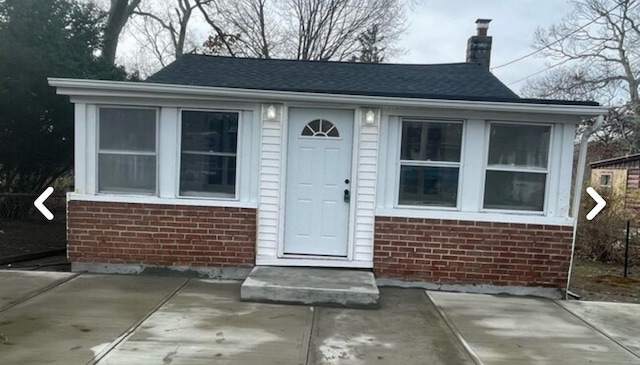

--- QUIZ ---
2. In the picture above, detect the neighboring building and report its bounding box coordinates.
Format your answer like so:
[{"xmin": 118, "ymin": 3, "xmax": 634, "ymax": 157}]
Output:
[
  {"xmin": 590, "ymin": 153, "xmax": 640, "ymax": 211},
  {"xmin": 49, "ymin": 20, "xmax": 605, "ymax": 295}
]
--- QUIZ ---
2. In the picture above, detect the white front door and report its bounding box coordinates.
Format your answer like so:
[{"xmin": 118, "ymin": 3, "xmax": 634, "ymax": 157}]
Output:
[{"xmin": 284, "ymin": 108, "xmax": 354, "ymax": 256}]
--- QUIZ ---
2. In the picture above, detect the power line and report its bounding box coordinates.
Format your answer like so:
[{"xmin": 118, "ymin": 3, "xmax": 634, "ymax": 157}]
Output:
[
  {"xmin": 506, "ymin": 39, "xmax": 608, "ymax": 86},
  {"xmin": 492, "ymin": 1, "xmax": 624, "ymax": 71},
  {"xmin": 506, "ymin": 59, "xmax": 571, "ymax": 86}
]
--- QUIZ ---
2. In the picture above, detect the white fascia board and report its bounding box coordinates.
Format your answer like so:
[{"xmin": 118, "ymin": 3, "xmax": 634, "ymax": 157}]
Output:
[{"xmin": 48, "ymin": 78, "xmax": 609, "ymax": 116}]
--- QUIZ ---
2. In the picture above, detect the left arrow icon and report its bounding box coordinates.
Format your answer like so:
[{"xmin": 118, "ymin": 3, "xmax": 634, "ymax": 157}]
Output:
[{"xmin": 34, "ymin": 187, "xmax": 54, "ymax": 221}]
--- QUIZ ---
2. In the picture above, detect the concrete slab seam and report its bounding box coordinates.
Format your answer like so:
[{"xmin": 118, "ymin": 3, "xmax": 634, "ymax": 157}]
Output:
[
  {"xmin": 424, "ymin": 291, "xmax": 485, "ymax": 365},
  {"xmin": 0, "ymin": 272, "xmax": 81, "ymax": 313},
  {"xmin": 303, "ymin": 307, "xmax": 317, "ymax": 365},
  {"xmin": 86, "ymin": 278, "xmax": 191, "ymax": 365},
  {"xmin": 552, "ymin": 300, "xmax": 640, "ymax": 360}
]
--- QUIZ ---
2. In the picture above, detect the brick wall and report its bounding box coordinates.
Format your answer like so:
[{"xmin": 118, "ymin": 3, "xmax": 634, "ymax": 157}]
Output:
[
  {"xmin": 374, "ymin": 217, "xmax": 573, "ymax": 288},
  {"xmin": 67, "ymin": 200, "xmax": 256, "ymax": 267}
]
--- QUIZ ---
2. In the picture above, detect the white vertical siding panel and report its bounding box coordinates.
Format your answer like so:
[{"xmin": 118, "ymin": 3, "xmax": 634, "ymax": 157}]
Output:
[
  {"xmin": 459, "ymin": 119, "xmax": 486, "ymax": 211},
  {"xmin": 74, "ymin": 104, "xmax": 87, "ymax": 194},
  {"xmin": 158, "ymin": 107, "xmax": 178, "ymax": 198},
  {"xmin": 256, "ymin": 105, "xmax": 283, "ymax": 261},
  {"xmin": 85, "ymin": 105, "xmax": 97, "ymax": 195},
  {"xmin": 249, "ymin": 110, "xmax": 261, "ymax": 205},
  {"xmin": 353, "ymin": 120, "xmax": 379, "ymax": 263},
  {"xmin": 546, "ymin": 124, "xmax": 563, "ymax": 216},
  {"xmin": 557, "ymin": 123, "xmax": 577, "ymax": 217}
]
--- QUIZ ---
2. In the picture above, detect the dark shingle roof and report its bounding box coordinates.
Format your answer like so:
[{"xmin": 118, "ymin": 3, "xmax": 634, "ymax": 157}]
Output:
[{"xmin": 145, "ymin": 54, "xmax": 598, "ymax": 106}]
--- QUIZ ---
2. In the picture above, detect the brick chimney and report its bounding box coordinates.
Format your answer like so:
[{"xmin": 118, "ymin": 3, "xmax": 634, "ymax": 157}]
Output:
[{"xmin": 466, "ymin": 19, "xmax": 493, "ymax": 69}]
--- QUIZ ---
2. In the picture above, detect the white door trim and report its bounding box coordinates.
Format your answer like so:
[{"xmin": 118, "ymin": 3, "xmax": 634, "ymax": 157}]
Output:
[
  {"xmin": 283, "ymin": 108, "xmax": 353, "ymax": 256},
  {"xmin": 275, "ymin": 106, "xmax": 360, "ymax": 265}
]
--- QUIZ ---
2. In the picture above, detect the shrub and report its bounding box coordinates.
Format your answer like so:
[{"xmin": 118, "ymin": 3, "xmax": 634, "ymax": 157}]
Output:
[{"xmin": 575, "ymin": 187, "xmax": 640, "ymax": 264}]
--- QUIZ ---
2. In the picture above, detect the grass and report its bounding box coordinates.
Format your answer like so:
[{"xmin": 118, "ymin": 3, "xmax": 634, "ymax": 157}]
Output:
[{"xmin": 570, "ymin": 257, "xmax": 640, "ymax": 303}]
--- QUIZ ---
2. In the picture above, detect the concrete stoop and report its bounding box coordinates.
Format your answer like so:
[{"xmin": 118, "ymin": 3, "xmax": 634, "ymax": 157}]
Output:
[{"xmin": 240, "ymin": 266, "xmax": 380, "ymax": 308}]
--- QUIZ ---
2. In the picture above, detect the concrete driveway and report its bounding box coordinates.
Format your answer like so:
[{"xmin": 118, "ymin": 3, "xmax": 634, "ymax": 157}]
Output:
[{"xmin": 1, "ymin": 270, "xmax": 639, "ymax": 365}]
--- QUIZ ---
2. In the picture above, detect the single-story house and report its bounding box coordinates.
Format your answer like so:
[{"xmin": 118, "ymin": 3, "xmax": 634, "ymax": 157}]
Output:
[
  {"xmin": 590, "ymin": 153, "xmax": 640, "ymax": 211},
  {"xmin": 49, "ymin": 20, "xmax": 606, "ymax": 295}
]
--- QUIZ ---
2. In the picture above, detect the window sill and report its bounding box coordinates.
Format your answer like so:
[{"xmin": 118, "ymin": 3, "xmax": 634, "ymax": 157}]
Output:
[
  {"xmin": 375, "ymin": 207, "xmax": 574, "ymax": 226},
  {"xmin": 68, "ymin": 193, "xmax": 257, "ymax": 209}
]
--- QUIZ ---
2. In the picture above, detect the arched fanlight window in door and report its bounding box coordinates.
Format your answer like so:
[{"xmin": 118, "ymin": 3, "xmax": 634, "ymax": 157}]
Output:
[{"xmin": 301, "ymin": 119, "xmax": 340, "ymax": 137}]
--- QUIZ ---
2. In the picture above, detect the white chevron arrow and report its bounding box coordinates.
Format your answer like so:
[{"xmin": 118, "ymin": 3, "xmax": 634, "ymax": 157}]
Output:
[
  {"xmin": 586, "ymin": 187, "xmax": 606, "ymax": 221},
  {"xmin": 34, "ymin": 187, "xmax": 54, "ymax": 221}
]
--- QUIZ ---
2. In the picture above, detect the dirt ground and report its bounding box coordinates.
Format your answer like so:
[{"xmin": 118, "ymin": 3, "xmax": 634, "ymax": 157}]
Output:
[
  {"xmin": 0, "ymin": 219, "xmax": 66, "ymax": 260},
  {"xmin": 569, "ymin": 257, "xmax": 640, "ymax": 303}
]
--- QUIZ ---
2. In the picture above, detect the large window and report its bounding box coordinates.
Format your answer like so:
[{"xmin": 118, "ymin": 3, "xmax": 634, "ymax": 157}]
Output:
[
  {"xmin": 483, "ymin": 123, "xmax": 551, "ymax": 211},
  {"xmin": 179, "ymin": 110, "xmax": 238, "ymax": 198},
  {"xmin": 398, "ymin": 120, "xmax": 463, "ymax": 207},
  {"xmin": 98, "ymin": 107, "xmax": 157, "ymax": 194}
]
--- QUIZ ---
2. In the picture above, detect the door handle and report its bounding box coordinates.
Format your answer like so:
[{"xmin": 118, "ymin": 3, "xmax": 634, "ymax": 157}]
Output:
[{"xmin": 344, "ymin": 189, "xmax": 350, "ymax": 203}]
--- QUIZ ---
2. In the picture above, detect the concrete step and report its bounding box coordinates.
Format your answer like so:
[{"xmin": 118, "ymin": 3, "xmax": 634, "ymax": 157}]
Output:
[{"xmin": 240, "ymin": 266, "xmax": 380, "ymax": 309}]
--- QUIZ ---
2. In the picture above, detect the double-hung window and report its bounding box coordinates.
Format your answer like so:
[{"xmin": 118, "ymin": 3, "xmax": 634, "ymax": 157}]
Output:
[
  {"xmin": 179, "ymin": 110, "xmax": 239, "ymax": 198},
  {"xmin": 98, "ymin": 107, "xmax": 157, "ymax": 194},
  {"xmin": 398, "ymin": 120, "xmax": 463, "ymax": 207},
  {"xmin": 483, "ymin": 123, "xmax": 551, "ymax": 212}
]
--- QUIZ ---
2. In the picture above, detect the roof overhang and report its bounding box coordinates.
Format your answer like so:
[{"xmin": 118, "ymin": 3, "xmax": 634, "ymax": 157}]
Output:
[
  {"xmin": 48, "ymin": 78, "xmax": 609, "ymax": 116},
  {"xmin": 590, "ymin": 152, "xmax": 640, "ymax": 168}
]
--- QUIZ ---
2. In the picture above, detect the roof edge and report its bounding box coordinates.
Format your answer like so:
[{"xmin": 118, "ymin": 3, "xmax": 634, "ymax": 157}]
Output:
[
  {"xmin": 590, "ymin": 152, "xmax": 640, "ymax": 167},
  {"xmin": 48, "ymin": 78, "xmax": 609, "ymax": 116}
]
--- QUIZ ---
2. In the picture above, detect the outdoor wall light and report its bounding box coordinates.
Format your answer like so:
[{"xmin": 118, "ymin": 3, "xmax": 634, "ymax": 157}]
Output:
[
  {"xmin": 266, "ymin": 105, "xmax": 277, "ymax": 120},
  {"xmin": 363, "ymin": 108, "xmax": 379, "ymax": 126}
]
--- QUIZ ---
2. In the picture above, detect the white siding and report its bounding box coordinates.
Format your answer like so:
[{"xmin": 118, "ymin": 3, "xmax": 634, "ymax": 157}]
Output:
[
  {"xmin": 74, "ymin": 103, "xmax": 87, "ymax": 194},
  {"xmin": 256, "ymin": 104, "xmax": 283, "ymax": 260},
  {"xmin": 352, "ymin": 114, "xmax": 379, "ymax": 263},
  {"xmin": 158, "ymin": 107, "xmax": 178, "ymax": 198}
]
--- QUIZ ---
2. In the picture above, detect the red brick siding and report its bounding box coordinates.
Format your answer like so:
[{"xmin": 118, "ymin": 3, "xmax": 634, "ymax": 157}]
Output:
[
  {"xmin": 374, "ymin": 217, "xmax": 573, "ymax": 288},
  {"xmin": 67, "ymin": 200, "xmax": 256, "ymax": 267}
]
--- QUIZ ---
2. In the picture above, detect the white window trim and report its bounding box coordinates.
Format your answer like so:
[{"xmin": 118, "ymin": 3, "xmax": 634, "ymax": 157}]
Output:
[
  {"xmin": 394, "ymin": 118, "xmax": 465, "ymax": 211},
  {"xmin": 96, "ymin": 105, "xmax": 159, "ymax": 196},
  {"xmin": 176, "ymin": 108, "xmax": 243, "ymax": 201},
  {"xmin": 377, "ymin": 113, "xmax": 574, "ymax": 225},
  {"xmin": 480, "ymin": 121, "xmax": 554, "ymax": 215}
]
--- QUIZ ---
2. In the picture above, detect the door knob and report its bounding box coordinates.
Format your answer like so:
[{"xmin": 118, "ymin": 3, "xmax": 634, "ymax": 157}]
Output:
[{"xmin": 344, "ymin": 189, "xmax": 350, "ymax": 203}]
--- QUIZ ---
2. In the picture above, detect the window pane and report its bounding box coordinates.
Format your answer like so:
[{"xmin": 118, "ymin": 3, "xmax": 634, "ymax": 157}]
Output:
[
  {"xmin": 181, "ymin": 111, "xmax": 238, "ymax": 153},
  {"xmin": 99, "ymin": 108, "xmax": 156, "ymax": 151},
  {"xmin": 483, "ymin": 171, "xmax": 546, "ymax": 211},
  {"xmin": 400, "ymin": 121, "xmax": 462, "ymax": 162},
  {"xmin": 180, "ymin": 154, "xmax": 236, "ymax": 197},
  {"xmin": 99, "ymin": 154, "xmax": 156, "ymax": 193},
  {"xmin": 488, "ymin": 124, "xmax": 550, "ymax": 168},
  {"xmin": 399, "ymin": 166, "xmax": 459, "ymax": 207}
]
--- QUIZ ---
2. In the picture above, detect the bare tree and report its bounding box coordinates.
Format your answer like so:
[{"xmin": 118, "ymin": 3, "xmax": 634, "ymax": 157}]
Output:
[
  {"xmin": 102, "ymin": 0, "xmax": 142, "ymax": 65},
  {"xmin": 523, "ymin": 0, "xmax": 640, "ymax": 152},
  {"xmin": 198, "ymin": 0, "xmax": 407, "ymax": 61},
  {"xmin": 132, "ymin": 0, "xmax": 202, "ymax": 62}
]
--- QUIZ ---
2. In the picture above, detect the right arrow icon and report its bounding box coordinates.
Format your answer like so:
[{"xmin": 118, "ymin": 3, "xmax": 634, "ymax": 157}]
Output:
[{"xmin": 586, "ymin": 187, "xmax": 606, "ymax": 221}]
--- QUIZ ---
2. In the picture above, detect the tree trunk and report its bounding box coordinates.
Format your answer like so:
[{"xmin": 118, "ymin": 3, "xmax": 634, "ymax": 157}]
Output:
[{"xmin": 102, "ymin": 0, "xmax": 141, "ymax": 65}]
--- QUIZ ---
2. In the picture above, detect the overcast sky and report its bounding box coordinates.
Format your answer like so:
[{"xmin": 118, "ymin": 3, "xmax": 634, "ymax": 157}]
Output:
[
  {"xmin": 121, "ymin": 0, "xmax": 577, "ymax": 95},
  {"xmin": 397, "ymin": 0, "xmax": 575, "ymax": 93}
]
